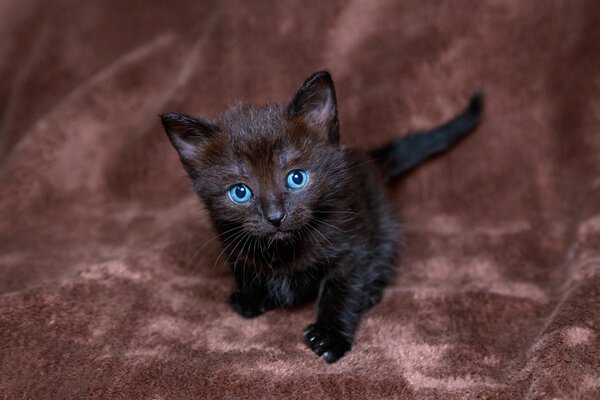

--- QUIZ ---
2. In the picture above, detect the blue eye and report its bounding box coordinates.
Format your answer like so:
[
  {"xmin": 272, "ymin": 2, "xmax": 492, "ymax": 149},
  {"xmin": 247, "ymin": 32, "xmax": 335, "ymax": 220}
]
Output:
[
  {"xmin": 228, "ymin": 184, "xmax": 252, "ymax": 204},
  {"xmin": 286, "ymin": 170, "xmax": 308, "ymax": 190}
]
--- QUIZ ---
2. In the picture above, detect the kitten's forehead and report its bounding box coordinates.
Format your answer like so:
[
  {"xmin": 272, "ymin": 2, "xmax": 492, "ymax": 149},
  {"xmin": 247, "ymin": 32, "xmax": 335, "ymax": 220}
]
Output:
[
  {"xmin": 233, "ymin": 138, "xmax": 301, "ymax": 178},
  {"xmin": 219, "ymin": 104, "xmax": 286, "ymax": 138},
  {"xmin": 199, "ymin": 102, "xmax": 328, "ymax": 181},
  {"xmin": 219, "ymin": 104, "xmax": 306, "ymax": 162}
]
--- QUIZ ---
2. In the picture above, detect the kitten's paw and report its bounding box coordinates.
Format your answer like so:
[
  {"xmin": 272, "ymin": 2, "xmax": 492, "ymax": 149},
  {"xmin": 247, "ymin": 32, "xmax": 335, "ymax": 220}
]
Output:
[
  {"xmin": 228, "ymin": 290, "xmax": 271, "ymax": 319},
  {"xmin": 303, "ymin": 323, "xmax": 352, "ymax": 363}
]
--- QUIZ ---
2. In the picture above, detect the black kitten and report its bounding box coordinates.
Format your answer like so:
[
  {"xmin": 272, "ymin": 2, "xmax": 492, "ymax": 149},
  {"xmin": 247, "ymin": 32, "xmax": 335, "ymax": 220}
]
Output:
[{"xmin": 161, "ymin": 71, "xmax": 481, "ymax": 363}]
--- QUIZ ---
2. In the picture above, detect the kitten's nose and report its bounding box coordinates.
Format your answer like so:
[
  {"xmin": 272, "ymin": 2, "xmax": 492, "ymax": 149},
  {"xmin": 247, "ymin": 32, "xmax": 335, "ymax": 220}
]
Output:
[{"xmin": 266, "ymin": 211, "xmax": 286, "ymax": 227}]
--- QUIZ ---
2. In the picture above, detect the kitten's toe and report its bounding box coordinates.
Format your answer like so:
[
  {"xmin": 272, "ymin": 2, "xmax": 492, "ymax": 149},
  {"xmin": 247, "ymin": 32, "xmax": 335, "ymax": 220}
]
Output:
[
  {"xmin": 303, "ymin": 323, "xmax": 352, "ymax": 363},
  {"xmin": 228, "ymin": 290, "xmax": 270, "ymax": 318}
]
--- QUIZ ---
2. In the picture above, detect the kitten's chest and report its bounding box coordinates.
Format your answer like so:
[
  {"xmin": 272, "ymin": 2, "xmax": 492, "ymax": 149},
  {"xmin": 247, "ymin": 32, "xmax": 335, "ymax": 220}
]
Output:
[
  {"xmin": 267, "ymin": 274, "xmax": 296, "ymax": 305},
  {"xmin": 265, "ymin": 266, "xmax": 326, "ymax": 307},
  {"xmin": 245, "ymin": 235, "xmax": 329, "ymax": 271}
]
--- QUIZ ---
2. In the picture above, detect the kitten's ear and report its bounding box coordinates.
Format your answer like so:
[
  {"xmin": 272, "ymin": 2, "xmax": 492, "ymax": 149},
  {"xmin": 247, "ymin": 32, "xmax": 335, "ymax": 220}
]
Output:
[
  {"xmin": 287, "ymin": 71, "xmax": 339, "ymax": 143},
  {"xmin": 160, "ymin": 113, "xmax": 218, "ymax": 161}
]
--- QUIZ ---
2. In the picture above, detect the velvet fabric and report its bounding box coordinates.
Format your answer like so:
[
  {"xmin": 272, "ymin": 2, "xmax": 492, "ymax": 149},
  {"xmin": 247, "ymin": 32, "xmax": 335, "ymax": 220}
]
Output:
[{"xmin": 1, "ymin": 1, "xmax": 599, "ymax": 398}]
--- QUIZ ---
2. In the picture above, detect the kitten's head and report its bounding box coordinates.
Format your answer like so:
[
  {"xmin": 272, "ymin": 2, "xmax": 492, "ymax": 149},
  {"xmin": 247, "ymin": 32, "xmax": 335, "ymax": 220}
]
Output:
[{"xmin": 161, "ymin": 71, "xmax": 348, "ymax": 241}]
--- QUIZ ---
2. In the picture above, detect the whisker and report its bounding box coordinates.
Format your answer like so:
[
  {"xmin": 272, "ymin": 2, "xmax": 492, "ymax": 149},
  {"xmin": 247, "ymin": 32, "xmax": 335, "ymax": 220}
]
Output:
[
  {"xmin": 308, "ymin": 222, "xmax": 333, "ymax": 247},
  {"xmin": 243, "ymin": 236, "xmax": 253, "ymax": 268},
  {"xmin": 258, "ymin": 238, "xmax": 273, "ymax": 271},
  {"xmin": 336, "ymin": 158, "xmax": 377, "ymax": 174},
  {"xmin": 234, "ymin": 232, "xmax": 253, "ymax": 270},
  {"xmin": 311, "ymin": 217, "xmax": 347, "ymax": 233},
  {"xmin": 212, "ymin": 229, "xmax": 248, "ymax": 271},
  {"xmin": 227, "ymin": 231, "xmax": 250, "ymax": 287},
  {"xmin": 252, "ymin": 234, "xmax": 259, "ymax": 262},
  {"xmin": 185, "ymin": 225, "xmax": 244, "ymax": 273},
  {"xmin": 313, "ymin": 210, "xmax": 358, "ymax": 216},
  {"xmin": 305, "ymin": 224, "xmax": 331, "ymax": 265},
  {"xmin": 226, "ymin": 231, "xmax": 250, "ymax": 269},
  {"xmin": 248, "ymin": 260, "xmax": 264, "ymax": 288}
]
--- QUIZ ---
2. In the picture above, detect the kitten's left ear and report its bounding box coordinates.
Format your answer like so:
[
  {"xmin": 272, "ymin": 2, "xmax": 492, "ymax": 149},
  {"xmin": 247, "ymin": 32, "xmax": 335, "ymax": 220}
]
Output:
[
  {"xmin": 160, "ymin": 113, "xmax": 218, "ymax": 162},
  {"xmin": 288, "ymin": 70, "xmax": 339, "ymax": 144}
]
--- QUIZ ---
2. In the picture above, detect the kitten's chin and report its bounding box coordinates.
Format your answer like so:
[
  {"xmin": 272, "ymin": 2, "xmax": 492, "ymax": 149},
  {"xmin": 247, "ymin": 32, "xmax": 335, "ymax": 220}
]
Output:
[{"xmin": 268, "ymin": 230, "xmax": 292, "ymax": 242}]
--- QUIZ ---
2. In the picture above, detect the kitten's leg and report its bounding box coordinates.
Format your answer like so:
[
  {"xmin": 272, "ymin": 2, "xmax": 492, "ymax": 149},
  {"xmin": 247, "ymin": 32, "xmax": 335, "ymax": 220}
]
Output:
[
  {"xmin": 229, "ymin": 266, "xmax": 277, "ymax": 318},
  {"xmin": 303, "ymin": 270, "xmax": 366, "ymax": 363},
  {"xmin": 364, "ymin": 278, "xmax": 388, "ymax": 311}
]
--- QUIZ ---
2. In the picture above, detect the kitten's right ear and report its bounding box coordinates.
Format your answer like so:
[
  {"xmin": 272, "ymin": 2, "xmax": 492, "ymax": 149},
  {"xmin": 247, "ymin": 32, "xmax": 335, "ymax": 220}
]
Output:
[{"xmin": 160, "ymin": 113, "xmax": 217, "ymax": 162}]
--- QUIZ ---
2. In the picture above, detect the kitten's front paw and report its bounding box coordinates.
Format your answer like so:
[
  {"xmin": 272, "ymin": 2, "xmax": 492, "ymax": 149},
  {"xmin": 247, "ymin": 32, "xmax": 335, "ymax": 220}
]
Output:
[
  {"xmin": 303, "ymin": 323, "xmax": 352, "ymax": 363},
  {"xmin": 228, "ymin": 290, "xmax": 271, "ymax": 319}
]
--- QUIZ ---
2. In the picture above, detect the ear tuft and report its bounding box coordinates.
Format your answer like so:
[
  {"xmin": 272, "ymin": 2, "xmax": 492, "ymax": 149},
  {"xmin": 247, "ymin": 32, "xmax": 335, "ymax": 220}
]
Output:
[
  {"xmin": 160, "ymin": 113, "xmax": 217, "ymax": 161},
  {"xmin": 288, "ymin": 71, "xmax": 339, "ymax": 143}
]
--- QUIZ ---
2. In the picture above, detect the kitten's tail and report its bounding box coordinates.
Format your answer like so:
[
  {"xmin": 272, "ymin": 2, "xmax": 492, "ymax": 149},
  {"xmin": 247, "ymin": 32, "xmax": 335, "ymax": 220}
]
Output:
[{"xmin": 371, "ymin": 93, "xmax": 483, "ymax": 178}]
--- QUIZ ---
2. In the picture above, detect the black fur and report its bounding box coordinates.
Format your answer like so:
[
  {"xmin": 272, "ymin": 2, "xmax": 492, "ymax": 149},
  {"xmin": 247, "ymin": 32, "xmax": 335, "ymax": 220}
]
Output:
[
  {"xmin": 371, "ymin": 93, "xmax": 483, "ymax": 178},
  {"xmin": 161, "ymin": 71, "xmax": 482, "ymax": 363}
]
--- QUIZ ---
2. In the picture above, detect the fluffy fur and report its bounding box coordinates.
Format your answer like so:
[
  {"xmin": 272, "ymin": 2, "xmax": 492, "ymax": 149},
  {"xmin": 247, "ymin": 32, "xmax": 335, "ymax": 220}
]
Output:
[{"xmin": 161, "ymin": 71, "xmax": 481, "ymax": 363}]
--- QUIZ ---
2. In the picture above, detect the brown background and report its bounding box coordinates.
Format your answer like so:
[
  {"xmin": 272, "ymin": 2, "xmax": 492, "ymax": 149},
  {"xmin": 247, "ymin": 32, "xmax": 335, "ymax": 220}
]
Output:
[{"xmin": 1, "ymin": 0, "xmax": 599, "ymax": 398}]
